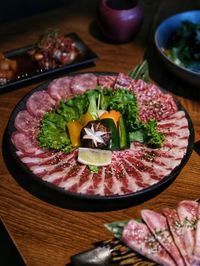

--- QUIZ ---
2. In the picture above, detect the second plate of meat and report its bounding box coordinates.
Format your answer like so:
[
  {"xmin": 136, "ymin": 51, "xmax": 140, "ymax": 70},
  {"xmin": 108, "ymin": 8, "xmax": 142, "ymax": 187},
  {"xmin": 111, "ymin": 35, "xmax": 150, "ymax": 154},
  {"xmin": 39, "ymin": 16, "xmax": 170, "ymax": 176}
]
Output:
[
  {"xmin": 0, "ymin": 32, "xmax": 97, "ymax": 92},
  {"xmin": 3, "ymin": 71, "xmax": 194, "ymax": 211}
]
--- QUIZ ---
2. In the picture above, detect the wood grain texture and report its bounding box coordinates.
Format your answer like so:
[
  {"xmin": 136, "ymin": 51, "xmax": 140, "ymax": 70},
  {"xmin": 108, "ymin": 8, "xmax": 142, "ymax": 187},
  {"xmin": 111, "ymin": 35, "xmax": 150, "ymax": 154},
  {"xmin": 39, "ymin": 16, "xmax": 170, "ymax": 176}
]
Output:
[{"xmin": 0, "ymin": 1, "xmax": 200, "ymax": 265}]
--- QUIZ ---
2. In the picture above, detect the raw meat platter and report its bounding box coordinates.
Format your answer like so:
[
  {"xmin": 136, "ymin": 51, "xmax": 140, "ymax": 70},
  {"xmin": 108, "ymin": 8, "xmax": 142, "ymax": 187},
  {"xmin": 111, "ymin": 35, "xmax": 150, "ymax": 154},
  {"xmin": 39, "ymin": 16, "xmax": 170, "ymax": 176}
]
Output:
[
  {"xmin": 70, "ymin": 199, "xmax": 200, "ymax": 265},
  {"xmin": 3, "ymin": 71, "xmax": 194, "ymax": 211}
]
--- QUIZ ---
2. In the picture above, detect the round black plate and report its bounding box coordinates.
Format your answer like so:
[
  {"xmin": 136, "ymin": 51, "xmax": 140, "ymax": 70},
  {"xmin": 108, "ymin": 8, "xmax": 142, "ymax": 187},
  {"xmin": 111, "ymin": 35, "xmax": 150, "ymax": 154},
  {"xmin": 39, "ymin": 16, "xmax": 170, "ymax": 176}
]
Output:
[{"xmin": 3, "ymin": 72, "xmax": 194, "ymax": 212}]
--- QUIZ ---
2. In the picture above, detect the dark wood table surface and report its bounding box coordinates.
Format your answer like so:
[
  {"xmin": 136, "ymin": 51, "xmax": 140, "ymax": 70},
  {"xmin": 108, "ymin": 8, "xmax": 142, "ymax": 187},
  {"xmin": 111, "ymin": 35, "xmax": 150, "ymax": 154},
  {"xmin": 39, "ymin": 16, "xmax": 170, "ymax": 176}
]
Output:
[{"xmin": 0, "ymin": 1, "xmax": 200, "ymax": 265}]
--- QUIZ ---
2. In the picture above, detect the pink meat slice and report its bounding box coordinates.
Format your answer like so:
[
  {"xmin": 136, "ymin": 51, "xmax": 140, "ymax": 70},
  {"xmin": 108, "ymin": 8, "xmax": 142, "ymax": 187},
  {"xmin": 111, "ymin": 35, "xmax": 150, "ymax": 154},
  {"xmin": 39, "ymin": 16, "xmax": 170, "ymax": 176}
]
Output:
[
  {"xmin": 70, "ymin": 73, "xmax": 98, "ymax": 94},
  {"xmin": 14, "ymin": 110, "xmax": 40, "ymax": 137},
  {"xmin": 141, "ymin": 209, "xmax": 185, "ymax": 266},
  {"xmin": 98, "ymin": 75, "xmax": 116, "ymax": 88},
  {"xmin": 132, "ymin": 79, "xmax": 178, "ymax": 123},
  {"xmin": 114, "ymin": 72, "xmax": 133, "ymax": 90},
  {"xmin": 11, "ymin": 131, "xmax": 41, "ymax": 155},
  {"xmin": 26, "ymin": 90, "xmax": 56, "ymax": 118},
  {"xmin": 18, "ymin": 151, "xmax": 63, "ymax": 167},
  {"xmin": 122, "ymin": 219, "xmax": 176, "ymax": 266},
  {"xmin": 194, "ymin": 204, "xmax": 200, "ymax": 259},
  {"xmin": 47, "ymin": 76, "xmax": 73, "ymax": 103},
  {"xmin": 163, "ymin": 208, "xmax": 190, "ymax": 266},
  {"xmin": 177, "ymin": 200, "xmax": 199, "ymax": 264},
  {"xmin": 31, "ymin": 152, "xmax": 76, "ymax": 178}
]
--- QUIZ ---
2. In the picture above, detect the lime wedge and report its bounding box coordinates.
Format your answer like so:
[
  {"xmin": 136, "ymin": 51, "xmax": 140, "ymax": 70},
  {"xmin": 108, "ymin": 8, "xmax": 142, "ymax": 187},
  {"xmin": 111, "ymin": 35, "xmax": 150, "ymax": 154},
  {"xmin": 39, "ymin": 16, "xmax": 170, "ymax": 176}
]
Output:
[{"xmin": 78, "ymin": 148, "xmax": 112, "ymax": 166}]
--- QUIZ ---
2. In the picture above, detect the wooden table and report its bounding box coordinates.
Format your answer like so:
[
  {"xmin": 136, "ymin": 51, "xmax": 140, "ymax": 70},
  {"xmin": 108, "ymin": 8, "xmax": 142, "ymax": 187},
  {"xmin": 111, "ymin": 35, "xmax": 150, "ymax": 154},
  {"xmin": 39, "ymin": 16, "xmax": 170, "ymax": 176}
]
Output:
[{"xmin": 0, "ymin": 1, "xmax": 200, "ymax": 265}]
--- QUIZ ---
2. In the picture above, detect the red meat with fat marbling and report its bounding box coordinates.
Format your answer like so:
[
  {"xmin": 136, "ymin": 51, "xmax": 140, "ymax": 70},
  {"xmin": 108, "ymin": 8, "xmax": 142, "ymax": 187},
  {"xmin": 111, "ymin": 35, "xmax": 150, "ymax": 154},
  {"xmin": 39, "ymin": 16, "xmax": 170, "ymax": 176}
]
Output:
[
  {"xmin": 26, "ymin": 90, "xmax": 56, "ymax": 118},
  {"xmin": 122, "ymin": 219, "xmax": 176, "ymax": 266},
  {"xmin": 132, "ymin": 79, "xmax": 178, "ymax": 123},
  {"xmin": 19, "ymin": 151, "xmax": 64, "ymax": 167},
  {"xmin": 14, "ymin": 110, "xmax": 40, "ymax": 137},
  {"xmin": 11, "ymin": 131, "xmax": 41, "ymax": 155},
  {"xmin": 194, "ymin": 204, "xmax": 200, "ymax": 260},
  {"xmin": 47, "ymin": 76, "xmax": 73, "ymax": 103},
  {"xmin": 162, "ymin": 208, "xmax": 190, "ymax": 266},
  {"xmin": 98, "ymin": 75, "xmax": 116, "ymax": 88},
  {"xmin": 114, "ymin": 72, "xmax": 133, "ymax": 90},
  {"xmin": 70, "ymin": 73, "xmax": 98, "ymax": 94},
  {"xmin": 141, "ymin": 209, "xmax": 185, "ymax": 266},
  {"xmin": 177, "ymin": 200, "xmax": 200, "ymax": 265}
]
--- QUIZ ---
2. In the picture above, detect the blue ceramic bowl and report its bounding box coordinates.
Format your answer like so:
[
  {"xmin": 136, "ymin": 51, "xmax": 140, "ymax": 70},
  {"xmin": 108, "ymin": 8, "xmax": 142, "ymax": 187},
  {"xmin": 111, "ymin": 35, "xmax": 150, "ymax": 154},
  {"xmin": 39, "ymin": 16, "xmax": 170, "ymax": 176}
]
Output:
[{"xmin": 154, "ymin": 10, "xmax": 200, "ymax": 86}]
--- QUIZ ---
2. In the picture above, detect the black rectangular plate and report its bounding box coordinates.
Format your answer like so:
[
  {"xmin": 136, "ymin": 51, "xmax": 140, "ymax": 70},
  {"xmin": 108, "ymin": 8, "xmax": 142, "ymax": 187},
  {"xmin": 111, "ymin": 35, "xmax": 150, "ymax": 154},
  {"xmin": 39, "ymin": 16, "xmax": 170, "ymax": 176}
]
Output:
[{"xmin": 0, "ymin": 32, "xmax": 98, "ymax": 93}]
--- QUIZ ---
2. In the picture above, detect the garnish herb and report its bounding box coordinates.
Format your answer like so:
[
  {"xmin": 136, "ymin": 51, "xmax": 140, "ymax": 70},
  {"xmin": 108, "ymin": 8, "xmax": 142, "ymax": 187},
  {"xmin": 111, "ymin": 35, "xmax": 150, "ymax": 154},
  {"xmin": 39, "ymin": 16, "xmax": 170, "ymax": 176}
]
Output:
[
  {"xmin": 143, "ymin": 120, "xmax": 165, "ymax": 148},
  {"xmin": 38, "ymin": 112, "xmax": 73, "ymax": 152},
  {"xmin": 88, "ymin": 165, "xmax": 99, "ymax": 173}
]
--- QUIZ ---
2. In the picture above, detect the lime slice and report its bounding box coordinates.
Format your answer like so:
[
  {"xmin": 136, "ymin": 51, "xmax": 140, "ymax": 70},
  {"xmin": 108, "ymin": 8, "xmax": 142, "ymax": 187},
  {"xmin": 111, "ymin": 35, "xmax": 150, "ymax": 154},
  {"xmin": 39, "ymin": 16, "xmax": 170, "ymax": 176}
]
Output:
[{"xmin": 78, "ymin": 148, "xmax": 112, "ymax": 166}]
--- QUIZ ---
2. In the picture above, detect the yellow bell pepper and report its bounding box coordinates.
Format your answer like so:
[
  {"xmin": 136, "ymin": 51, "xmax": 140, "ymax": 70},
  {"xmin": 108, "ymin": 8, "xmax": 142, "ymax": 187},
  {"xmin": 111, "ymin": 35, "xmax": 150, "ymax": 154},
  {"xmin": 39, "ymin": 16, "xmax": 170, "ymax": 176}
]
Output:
[
  {"xmin": 79, "ymin": 112, "xmax": 94, "ymax": 127},
  {"xmin": 67, "ymin": 121, "xmax": 83, "ymax": 147}
]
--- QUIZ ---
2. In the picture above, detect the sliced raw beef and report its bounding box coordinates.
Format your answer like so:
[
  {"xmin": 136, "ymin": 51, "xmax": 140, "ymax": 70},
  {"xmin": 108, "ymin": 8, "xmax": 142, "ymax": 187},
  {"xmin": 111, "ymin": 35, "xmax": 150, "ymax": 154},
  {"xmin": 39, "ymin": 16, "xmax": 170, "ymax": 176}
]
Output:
[
  {"xmin": 122, "ymin": 219, "xmax": 176, "ymax": 266},
  {"xmin": 162, "ymin": 208, "xmax": 190, "ymax": 266},
  {"xmin": 11, "ymin": 131, "xmax": 41, "ymax": 155},
  {"xmin": 26, "ymin": 90, "xmax": 56, "ymax": 118},
  {"xmin": 11, "ymin": 73, "xmax": 190, "ymax": 197},
  {"xmin": 114, "ymin": 72, "xmax": 133, "ymax": 90},
  {"xmin": 132, "ymin": 79, "xmax": 178, "ymax": 123},
  {"xmin": 47, "ymin": 76, "xmax": 73, "ymax": 103},
  {"xmin": 11, "ymin": 109, "xmax": 189, "ymax": 196},
  {"xmin": 30, "ymin": 152, "xmax": 76, "ymax": 177},
  {"xmin": 98, "ymin": 75, "xmax": 116, "ymax": 88},
  {"xmin": 14, "ymin": 110, "xmax": 40, "ymax": 137},
  {"xmin": 70, "ymin": 73, "xmax": 97, "ymax": 94},
  {"xmin": 157, "ymin": 110, "xmax": 188, "ymax": 130},
  {"xmin": 141, "ymin": 209, "xmax": 185, "ymax": 266},
  {"xmin": 177, "ymin": 200, "xmax": 199, "ymax": 263},
  {"xmin": 194, "ymin": 204, "xmax": 200, "ymax": 259},
  {"xmin": 18, "ymin": 151, "xmax": 63, "ymax": 167}
]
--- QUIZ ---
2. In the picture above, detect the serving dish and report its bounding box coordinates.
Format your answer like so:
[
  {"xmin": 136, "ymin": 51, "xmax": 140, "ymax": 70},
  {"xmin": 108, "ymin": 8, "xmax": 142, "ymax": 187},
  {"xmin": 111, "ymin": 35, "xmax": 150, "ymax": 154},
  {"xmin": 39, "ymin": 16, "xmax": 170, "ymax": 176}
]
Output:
[
  {"xmin": 0, "ymin": 32, "xmax": 97, "ymax": 93},
  {"xmin": 3, "ymin": 71, "xmax": 194, "ymax": 212},
  {"xmin": 154, "ymin": 10, "xmax": 200, "ymax": 86}
]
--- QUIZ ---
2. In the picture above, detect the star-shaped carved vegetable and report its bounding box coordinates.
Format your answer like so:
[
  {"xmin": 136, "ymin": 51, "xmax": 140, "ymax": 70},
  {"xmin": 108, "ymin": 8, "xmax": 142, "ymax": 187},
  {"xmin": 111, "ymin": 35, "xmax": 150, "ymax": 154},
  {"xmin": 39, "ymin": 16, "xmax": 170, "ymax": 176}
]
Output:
[
  {"xmin": 80, "ymin": 121, "xmax": 111, "ymax": 149},
  {"xmin": 83, "ymin": 124, "xmax": 107, "ymax": 147}
]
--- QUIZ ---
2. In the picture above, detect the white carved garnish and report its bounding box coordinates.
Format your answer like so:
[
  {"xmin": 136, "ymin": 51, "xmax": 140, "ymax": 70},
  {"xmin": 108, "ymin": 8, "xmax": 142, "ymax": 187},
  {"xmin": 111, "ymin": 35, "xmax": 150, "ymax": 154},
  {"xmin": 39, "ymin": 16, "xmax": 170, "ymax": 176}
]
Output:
[{"xmin": 83, "ymin": 124, "xmax": 107, "ymax": 147}]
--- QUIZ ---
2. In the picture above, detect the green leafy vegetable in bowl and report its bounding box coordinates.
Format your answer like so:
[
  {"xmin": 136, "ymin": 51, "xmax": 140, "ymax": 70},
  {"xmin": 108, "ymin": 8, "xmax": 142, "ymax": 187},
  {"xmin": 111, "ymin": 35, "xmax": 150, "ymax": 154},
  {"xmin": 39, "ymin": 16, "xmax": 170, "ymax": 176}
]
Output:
[{"xmin": 165, "ymin": 20, "xmax": 200, "ymax": 72}]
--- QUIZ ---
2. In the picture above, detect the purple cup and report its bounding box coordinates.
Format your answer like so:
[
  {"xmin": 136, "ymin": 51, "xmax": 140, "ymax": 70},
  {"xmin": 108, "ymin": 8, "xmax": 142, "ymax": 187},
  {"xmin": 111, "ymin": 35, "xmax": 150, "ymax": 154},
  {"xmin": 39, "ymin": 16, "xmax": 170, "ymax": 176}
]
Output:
[{"xmin": 97, "ymin": 0, "xmax": 144, "ymax": 43}]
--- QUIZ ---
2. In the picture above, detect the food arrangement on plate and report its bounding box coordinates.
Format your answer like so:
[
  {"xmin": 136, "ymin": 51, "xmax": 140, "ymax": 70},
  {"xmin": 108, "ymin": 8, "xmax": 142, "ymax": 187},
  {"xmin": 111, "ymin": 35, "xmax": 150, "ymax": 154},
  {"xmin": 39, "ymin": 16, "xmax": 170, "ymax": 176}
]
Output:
[
  {"xmin": 71, "ymin": 199, "xmax": 200, "ymax": 266},
  {"xmin": 27, "ymin": 31, "xmax": 80, "ymax": 69},
  {"xmin": 4, "ymin": 61, "xmax": 193, "ymax": 211},
  {"xmin": 107, "ymin": 199, "xmax": 200, "ymax": 266},
  {"xmin": 0, "ymin": 31, "xmax": 97, "ymax": 90}
]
